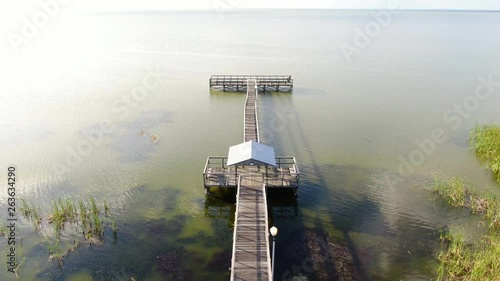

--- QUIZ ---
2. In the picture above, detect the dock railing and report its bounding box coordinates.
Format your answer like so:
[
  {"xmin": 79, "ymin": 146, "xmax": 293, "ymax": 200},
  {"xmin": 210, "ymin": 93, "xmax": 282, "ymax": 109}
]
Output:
[
  {"xmin": 229, "ymin": 175, "xmax": 242, "ymax": 281},
  {"xmin": 210, "ymin": 75, "xmax": 293, "ymax": 91},
  {"xmin": 262, "ymin": 181, "xmax": 273, "ymax": 280},
  {"xmin": 263, "ymin": 156, "xmax": 300, "ymax": 188},
  {"xmin": 203, "ymin": 156, "xmax": 237, "ymax": 188},
  {"xmin": 204, "ymin": 156, "xmax": 299, "ymax": 188}
]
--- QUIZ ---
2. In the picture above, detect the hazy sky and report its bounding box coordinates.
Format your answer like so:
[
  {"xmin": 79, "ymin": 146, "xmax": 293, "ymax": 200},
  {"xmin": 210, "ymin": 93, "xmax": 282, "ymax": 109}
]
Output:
[
  {"xmin": 1, "ymin": 0, "xmax": 499, "ymax": 37},
  {"xmin": 78, "ymin": 0, "xmax": 500, "ymax": 11},
  {"xmin": 4, "ymin": 0, "xmax": 500, "ymax": 13}
]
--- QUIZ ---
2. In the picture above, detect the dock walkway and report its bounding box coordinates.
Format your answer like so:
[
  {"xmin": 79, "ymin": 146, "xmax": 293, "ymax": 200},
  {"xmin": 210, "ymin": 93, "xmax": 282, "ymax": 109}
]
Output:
[
  {"xmin": 231, "ymin": 81, "xmax": 270, "ymax": 280},
  {"xmin": 231, "ymin": 170, "xmax": 272, "ymax": 281},
  {"xmin": 244, "ymin": 80, "xmax": 259, "ymax": 143}
]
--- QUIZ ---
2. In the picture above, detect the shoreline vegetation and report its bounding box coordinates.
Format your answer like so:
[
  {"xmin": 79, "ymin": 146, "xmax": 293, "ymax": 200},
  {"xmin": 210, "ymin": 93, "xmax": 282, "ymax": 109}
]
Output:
[
  {"xmin": 429, "ymin": 178, "xmax": 500, "ymax": 280},
  {"xmin": 428, "ymin": 124, "xmax": 500, "ymax": 280},
  {"xmin": 470, "ymin": 125, "xmax": 500, "ymax": 184},
  {"xmin": 17, "ymin": 196, "xmax": 117, "ymax": 267}
]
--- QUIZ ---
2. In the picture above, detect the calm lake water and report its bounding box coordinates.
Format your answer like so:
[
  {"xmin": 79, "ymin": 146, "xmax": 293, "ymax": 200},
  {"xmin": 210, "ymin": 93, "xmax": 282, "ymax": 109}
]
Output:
[{"xmin": 1, "ymin": 9, "xmax": 500, "ymax": 281}]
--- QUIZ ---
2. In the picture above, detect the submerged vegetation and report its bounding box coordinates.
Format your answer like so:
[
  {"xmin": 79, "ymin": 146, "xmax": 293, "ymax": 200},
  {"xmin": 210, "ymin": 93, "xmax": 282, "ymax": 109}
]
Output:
[
  {"xmin": 18, "ymin": 196, "xmax": 117, "ymax": 267},
  {"xmin": 470, "ymin": 124, "xmax": 500, "ymax": 183},
  {"xmin": 429, "ymin": 178, "xmax": 500, "ymax": 280}
]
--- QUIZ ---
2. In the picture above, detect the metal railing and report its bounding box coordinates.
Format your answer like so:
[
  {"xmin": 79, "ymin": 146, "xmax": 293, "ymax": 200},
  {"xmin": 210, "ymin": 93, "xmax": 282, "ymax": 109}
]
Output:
[
  {"xmin": 230, "ymin": 175, "xmax": 242, "ymax": 281},
  {"xmin": 210, "ymin": 75, "xmax": 293, "ymax": 87},
  {"xmin": 262, "ymin": 181, "xmax": 273, "ymax": 281},
  {"xmin": 204, "ymin": 156, "xmax": 299, "ymax": 188},
  {"xmin": 203, "ymin": 156, "xmax": 237, "ymax": 187}
]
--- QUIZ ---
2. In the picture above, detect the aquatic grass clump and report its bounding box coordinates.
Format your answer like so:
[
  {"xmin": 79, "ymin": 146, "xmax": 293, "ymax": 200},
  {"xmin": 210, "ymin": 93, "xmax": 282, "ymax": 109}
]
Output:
[
  {"xmin": 428, "ymin": 177, "xmax": 500, "ymax": 229},
  {"xmin": 430, "ymin": 177, "xmax": 500, "ymax": 280},
  {"xmin": 46, "ymin": 239, "xmax": 65, "ymax": 267},
  {"xmin": 88, "ymin": 196, "xmax": 104, "ymax": 237},
  {"xmin": 20, "ymin": 197, "xmax": 42, "ymax": 230},
  {"xmin": 16, "ymin": 196, "xmax": 116, "ymax": 268},
  {"xmin": 20, "ymin": 197, "xmax": 31, "ymax": 217},
  {"xmin": 45, "ymin": 196, "xmax": 106, "ymax": 238},
  {"xmin": 50, "ymin": 199, "xmax": 76, "ymax": 231},
  {"xmin": 78, "ymin": 198, "xmax": 89, "ymax": 231},
  {"xmin": 437, "ymin": 231, "xmax": 500, "ymax": 281},
  {"xmin": 437, "ymin": 232, "xmax": 471, "ymax": 279},
  {"xmin": 470, "ymin": 125, "xmax": 500, "ymax": 183},
  {"xmin": 431, "ymin": 177, "xmax": 469, "ymax": 206}
]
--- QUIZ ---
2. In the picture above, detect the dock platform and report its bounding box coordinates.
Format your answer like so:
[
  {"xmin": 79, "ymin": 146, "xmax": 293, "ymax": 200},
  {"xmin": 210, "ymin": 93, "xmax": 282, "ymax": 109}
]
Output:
[{"xmin": 210, "ymin": 75, "xmax": 293, "ymax": 92}]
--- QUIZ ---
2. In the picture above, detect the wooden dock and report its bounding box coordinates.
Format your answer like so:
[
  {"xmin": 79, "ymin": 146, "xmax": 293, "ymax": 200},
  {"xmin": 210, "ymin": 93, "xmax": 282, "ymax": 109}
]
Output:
[
  {"xmin": 244, "ymin": 80, "xmax": 259, "ymax": 143},
  {"xmin": 210, "ymin": 75, "xmax": 293, "ymax": 92},
  {"xmin": 204, "ymin": 75, "xmax": 299, "ymax": 280},
  {"xmin": 231, "ymin": 171, "xmax": 272, "ymax": 281}
]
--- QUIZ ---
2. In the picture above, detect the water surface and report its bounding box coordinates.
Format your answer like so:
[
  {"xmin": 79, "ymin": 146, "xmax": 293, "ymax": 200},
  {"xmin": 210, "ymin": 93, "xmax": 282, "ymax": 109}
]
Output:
[{"xmin": 1, "ymin": 9, "xmax": 500, "ymax": 280}]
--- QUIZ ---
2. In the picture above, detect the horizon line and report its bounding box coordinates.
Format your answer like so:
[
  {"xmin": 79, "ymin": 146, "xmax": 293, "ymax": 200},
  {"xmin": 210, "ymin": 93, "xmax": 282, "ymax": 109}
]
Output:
[{"xmin": 79, "ymin": 7, "xmax": 500, "ymax": 14}]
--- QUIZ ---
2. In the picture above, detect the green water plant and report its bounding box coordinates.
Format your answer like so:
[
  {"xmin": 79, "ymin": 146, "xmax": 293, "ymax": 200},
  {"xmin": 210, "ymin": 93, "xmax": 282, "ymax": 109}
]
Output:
[
  {"xmin": 428, "ymin": 177, "xmax": 500, "ymax": 229},
  {"xmin": 437, "ymin": 230, "xmax": 500, "ymax": 280},
  {"xmin": 19, "ymin": 197, "xmax": 42, "ymax": 230},
  {"xmin": 17, "ymin": 196, "xmax": 116, "ymax": 268},
  {"xmin": 31, "ymin": 203, "xmax": 42, "ymax": 230},
  {"xmin": 50, "ymin": 199, "xmax": 68, "ymax": 231},
  {"xmin": 78, "ymin": 198, "xmax": 89, "ymax": 232},
  {"xmin": 46, "ymin": 239, "xmax": 64, "ymax": 267},
  {"xmin": 429, "ymin": 178, "xmax": 500, "ymax": 280},
  {"xmin": 44, "ymin": 196, "xmax": 107, "ymax": 237},
  {"xmin": 470, "ymin": 124, "xmax": 500, "ymax": 184},
  {"xmin": 104, "ymin": 200, "xmax": 110, "ymax": 217}
]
